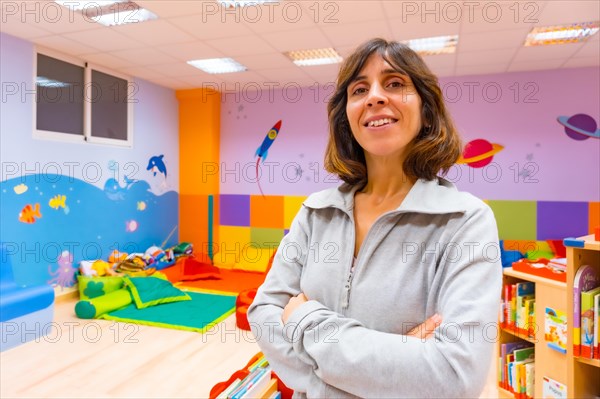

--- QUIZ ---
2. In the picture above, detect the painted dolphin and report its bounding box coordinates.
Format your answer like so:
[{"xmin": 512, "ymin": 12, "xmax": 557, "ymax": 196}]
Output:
[
  {"xmin": 147, "ymin": 154, "xmax": 167, "ymax": 178},
  {"xmin": 254, "ymin": 120, "xmax": 282, "ymax": 196}
]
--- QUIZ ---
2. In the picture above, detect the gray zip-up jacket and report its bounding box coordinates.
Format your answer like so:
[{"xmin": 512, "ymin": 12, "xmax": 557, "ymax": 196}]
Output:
[{"xmin": 248, "ymin": 177, "xmax": 502, "ymax": 398}]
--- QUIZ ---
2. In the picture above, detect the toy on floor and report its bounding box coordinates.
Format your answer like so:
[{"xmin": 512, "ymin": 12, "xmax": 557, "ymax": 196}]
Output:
[
  {"xmin": 235, "ymin": 288, "xmax": 257, "ymax": 331},
  {"xmin": 234, "ymin": 251, "xmax": 276, "ymax": 331}
]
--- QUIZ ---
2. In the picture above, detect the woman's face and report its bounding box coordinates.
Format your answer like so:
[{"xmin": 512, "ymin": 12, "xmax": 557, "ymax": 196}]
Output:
[{"xmin": 346, "ymin": 53, "xmax": 423, "ymax": 162}]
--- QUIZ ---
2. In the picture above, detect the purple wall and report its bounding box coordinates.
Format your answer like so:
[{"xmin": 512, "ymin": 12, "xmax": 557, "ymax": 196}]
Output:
[{"xmin": 220, "ymin": 67, "xmax": 599, "ymax": 202}]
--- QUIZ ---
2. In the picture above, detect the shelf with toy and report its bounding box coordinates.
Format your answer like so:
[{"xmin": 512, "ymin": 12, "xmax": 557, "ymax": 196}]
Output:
[{"xmin": 511, "ymin": 259, "xmax": 567, "ymax": 283}]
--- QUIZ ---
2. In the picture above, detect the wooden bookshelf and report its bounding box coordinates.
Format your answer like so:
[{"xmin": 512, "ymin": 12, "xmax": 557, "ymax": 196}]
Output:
[
  {"xmin": 499, "ymin": 234, "xmax": 600, "ymax": 399},
  {"xmin": 565, "ymin": 234, "xmax": 600, "ymax": 398}
]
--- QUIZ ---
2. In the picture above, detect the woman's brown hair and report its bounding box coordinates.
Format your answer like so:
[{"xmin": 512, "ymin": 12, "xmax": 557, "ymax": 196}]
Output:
[{"xmin": 324, "ymin": 38, "xmax": 462, "ymax": 186}]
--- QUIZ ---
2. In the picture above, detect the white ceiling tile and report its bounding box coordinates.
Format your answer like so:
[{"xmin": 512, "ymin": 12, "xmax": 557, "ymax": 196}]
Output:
[
  {"xmin": 179, "ymin": 75, "xmax": 225, "ymax": 89},
  {"xmin": 507, "ymin": 58, "xmax": 565, "ymax": 72},
  {"xmin": 321, "ymin": 20, "xmax": 392, "ymax": 48},
  {"xmin": 111, "ymin": 20, "xmax": 196, "ymax": 46},
  {"xmin": 233, "ymin": 52, "xmax": 294, "ymax": 70},
  {"xmin": 208, "ymin": 36, "xmax": 275, "ymax": 57},
  {"xmin": 261, "ymin": 28, "xmax": 331, "ymax": 52},
  {"xmin": 458, "ymin": 28, "xmax": 529, "ymax": 52},
  {"xmin": 81, "ymin": 52, "xmax": 137, "ymax": 69},
  {"xmin": 456, "ymin": 48, "xmax": 518, "ymax": 67},
  {"xmin": 146, "ymin": 77, "xmax": 191, "ymax": 90},
  {"xmin": 155, "ymin": 42, "xmax": 226, "ymax": 62},
  {"xmin": 0, "ymin": 10, "xmax": 53, "ymax": 39},
  {"xmin": 535, "ymin": 0, "xmax": 599, "ymax": 26},
  {"xmin": 421, "ymin": 54, "xmax": 456, "ymax": 70},
  {"xmin": 254, "ymin": 67, "xmax": 312, "ymax": 85},
  {"xmin": 231, "ymin": 2, "xmax": 317, "ymax": 33},
  {"xmin": 32, "ymin": 35, "xmax": 101, "ymax": 56},
  {"xmin": 118, "ymin": 66, "xmax": 167, "ymax": 80},
  {"xmin": 512, "ymin": 43, "xmax": 583, "ymax": 63},
  {"xmin": 302, "ymin": 64, "xmax": 341, "ymax": 84},
  {"xmin": 110, "ymin": 47, "xmax": 179, "ymax": 66},
  {"xmin": 572, "ymin": 36, "xmax": 600, "ymax": 58},
  {"xmin": 459, "ymin": 1, "xmax": 543, "ymax": 34},
  {"xmin": 63, "ymin": 28, "xmax": 143, "ymax": 51},
  {"xmin": 146, "ymin": 62, "xmax": 208, "ymax": 78},
  {"xmin": 306, "ymin": 1, "xmax": 385, "ymax": 25},
  {"xmin": 2, "ymin": 0, "xmax": 596, "ymax": 90},
  {"xmin": 455, "ymin": 63, "xmax": 509, "ymax": 77},
  {"xmin": 218, "ymin": 71, "xmax": 271, "ymax": 86},
  {"xmin": 562, "ymin": 56, "xmax": 600, "ymax": 69},
  {"xmin": 169, "ymin": 13, "xmax": 255, "ymax": 40},
  {"xmin": 135, "ymin": 0, "xmax": 207, "ymax": 18},
  {"xmin": 389, "ymin": 16, "xmax": 460, "ymax": 41},
  {"xmin": 381, "ymin": 1, "xmax": 408, "ymax": 19}
]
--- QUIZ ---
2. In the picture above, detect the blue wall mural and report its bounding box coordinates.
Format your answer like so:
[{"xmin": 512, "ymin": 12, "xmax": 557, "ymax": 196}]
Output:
[{"xmin": 1, "ymin": 174, "xmax": 178, "ymax": 287}]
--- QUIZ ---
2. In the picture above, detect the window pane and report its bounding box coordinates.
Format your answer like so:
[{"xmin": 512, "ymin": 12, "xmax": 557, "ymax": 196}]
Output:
[
  {"xmin": 91, "ymin": 70, "xmax": 128, "ymax": 141},
  {"xmin": 36, "ymin": 54, "xmax": 84, "ymax": 135}
]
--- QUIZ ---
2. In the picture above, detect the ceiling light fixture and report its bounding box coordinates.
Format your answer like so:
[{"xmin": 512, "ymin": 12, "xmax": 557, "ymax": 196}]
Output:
[
  {"xmin": 91, "ymin": 7, "xmax": 157, "ymax": 26},
  {"xmin": 54, "ymin": 0, "xmax": 126, "ymax": 11},
  {"xmin": 403, "ymin": 35, "xmax": 458, "ymax": 55},
  {"xmin": 285, "ymin": 48, "xmax": 343, "ymax": 66},
  {"xmin": 187, "ymin": 58, "xmax": 247, "ymax": 74},
  {"xmin": 524, "ymin": 21, "xmax": 599, "ymax": 46},
  {"xmin": 55, "ymin": 0, "xmax": 157, "ymax": 26}
]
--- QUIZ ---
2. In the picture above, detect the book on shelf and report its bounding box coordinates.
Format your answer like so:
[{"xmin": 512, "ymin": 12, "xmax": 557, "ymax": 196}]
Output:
[
  {"xmin": 516, "ymin": 282, "xmax": 535, "ymax": 329},
  {"xmin": 542, "ymin": 376, "xmax": 567, "ymax": 399},
  {"xmin": 572, "ymin": 265, "xmax": 600, "ymax": 356},
  {"xmin": 499, "ymin": 341, "xmax": 534, "ymax": 390},
  {"xmin": 594, "ymin": 293, "xmax": 600, "ymax": 359},
  {"xmin": 581, "ymin": 286, "xmax": 600, "ymax": 358},
  {"xmin": 525, "ymin": 363, "xmax": 535, "ymax": 399},
  {"xmin": 544, "ymin": 307, "xmax": 567, "ymax": 354}
]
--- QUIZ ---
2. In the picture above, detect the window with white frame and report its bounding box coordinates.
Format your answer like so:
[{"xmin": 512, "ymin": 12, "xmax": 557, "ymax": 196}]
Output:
[{"xmin": 35, "ymin": 48, "xmax": 133, "ymax": 147}]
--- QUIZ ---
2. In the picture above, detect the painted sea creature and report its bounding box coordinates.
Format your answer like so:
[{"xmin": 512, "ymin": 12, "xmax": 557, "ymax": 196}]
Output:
[
  {"xmin": 137, "ymin": 201, "xmax": 146, "ymax": 211},
  {"xmin": 254, "ymin": 120, "xmax": 282, "ymax": 196},
  {"xmin": 104, "ymin": 178, "xmax": 126, "ymax": 201},
  {"xmin": 13, "ymin": 183, "xmax": 28, "ymax": 194},
  {"xmin": 147, "ymin": 155, "xmax": 167, "ymax": 178},
  {"xmin": 49, "ymin": 194, "xmax": 67, "ymax": 209},
  {"xmin": 47, "ymin": 251, "xmax": 76, "ymax": 289},
  {"xmin": 19, "ymin": 203, "xmax": 42, "ymax": 223},
  {"xmin": 125, "ymin": 220, "xmax": 138, "ymax": 232}
]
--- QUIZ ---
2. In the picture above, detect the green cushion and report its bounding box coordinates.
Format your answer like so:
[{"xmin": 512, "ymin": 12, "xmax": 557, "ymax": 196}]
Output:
[
  {"xmin": 78, "ymin": 275, "xmax": 125, "ymax": 300},
  {"xmin": 124, "ymin": 276, "xmax": 190, "ymax": 309},
  {"xmin": 75, "ymin": 289, "xmax": 133, "ymax": 319}
]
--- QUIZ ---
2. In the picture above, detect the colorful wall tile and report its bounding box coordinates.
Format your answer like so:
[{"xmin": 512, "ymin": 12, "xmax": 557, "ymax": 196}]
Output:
[
  {"xmin": 537, "ymin": 201, "xmax": 589, "ymax": 240},
  {"xmin": 487, "ymin": 200, "xmax": 537, "ymax": 240}
]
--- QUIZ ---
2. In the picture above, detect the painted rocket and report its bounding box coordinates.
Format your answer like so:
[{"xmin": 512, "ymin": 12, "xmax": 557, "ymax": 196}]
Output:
[
  {"xmin": 255, "ymin": 120, "xmax": 282, "ymax": 196},
  {"xmin": 255, "ymin": 120, "xmax": 282, "ymax": 161}
]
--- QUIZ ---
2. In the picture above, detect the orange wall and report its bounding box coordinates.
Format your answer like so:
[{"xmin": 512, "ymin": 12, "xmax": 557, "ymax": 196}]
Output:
[{"xmin": 176, "ymin": 88, "xmax": 221, "ymax": 254}]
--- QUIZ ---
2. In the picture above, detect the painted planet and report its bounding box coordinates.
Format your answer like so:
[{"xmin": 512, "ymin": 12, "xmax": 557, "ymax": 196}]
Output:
[
  {"xmin": 557, "ymin": 114, "xmax": 599, "ymax": 141},
  {"xmin": 457, "ymin": 139, "xmax": 504, "ymax": 168}
]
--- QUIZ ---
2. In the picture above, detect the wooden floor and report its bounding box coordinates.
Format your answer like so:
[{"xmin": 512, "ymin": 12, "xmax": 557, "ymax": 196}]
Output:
[{"xmin": 1, "ymin": 295, "xmax": 501, "ymax": 398}]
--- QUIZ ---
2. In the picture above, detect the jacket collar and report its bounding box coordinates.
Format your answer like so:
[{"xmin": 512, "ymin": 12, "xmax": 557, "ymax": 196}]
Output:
[{"xmin": 303, "ymin": 177, "xmax": 467, "ymax": 215}]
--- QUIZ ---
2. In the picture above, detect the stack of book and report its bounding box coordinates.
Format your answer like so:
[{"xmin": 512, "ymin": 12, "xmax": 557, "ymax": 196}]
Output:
[
  {"xmin": 216, "ymin": 355, "xmax": 281, "ymax": 399},
  {"xmin": 498, "ymin": 342, "xmax": 535, "ymax": 399},
  {"xmin": 573, "ymin": 265, "xmax": 600, "ymax": 359},
  {"xmin": 500, "ymin": 281, "xmax": 536, "ymax": 339}
]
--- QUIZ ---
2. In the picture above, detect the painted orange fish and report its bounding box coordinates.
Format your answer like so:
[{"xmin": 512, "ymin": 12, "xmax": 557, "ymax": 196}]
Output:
[{"xmin": 19, "ymin": 203, "xmax": 42, "ymax": 224}]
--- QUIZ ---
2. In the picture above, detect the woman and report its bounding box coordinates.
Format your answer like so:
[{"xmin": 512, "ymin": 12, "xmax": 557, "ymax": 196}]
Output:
[{"xmin": 248, "ymin": 38, "xmax": 502, "ymax": 398}]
